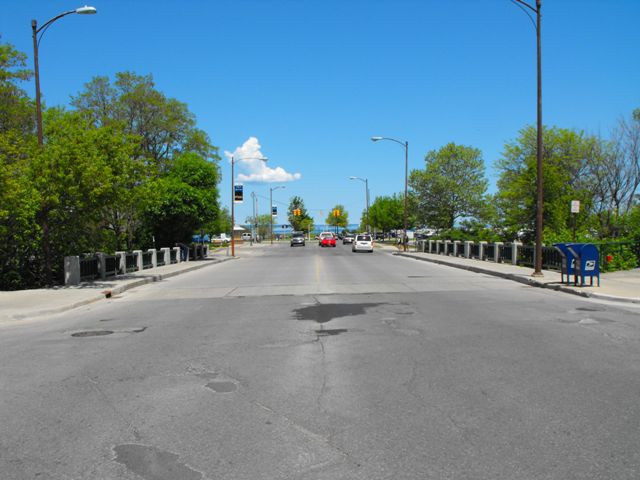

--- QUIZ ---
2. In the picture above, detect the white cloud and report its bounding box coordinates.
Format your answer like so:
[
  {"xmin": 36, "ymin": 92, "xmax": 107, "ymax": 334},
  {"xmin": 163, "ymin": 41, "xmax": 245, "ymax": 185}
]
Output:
[{"xmin": 224, "ymin": 137, "xmax": 301, "ymax": 183}]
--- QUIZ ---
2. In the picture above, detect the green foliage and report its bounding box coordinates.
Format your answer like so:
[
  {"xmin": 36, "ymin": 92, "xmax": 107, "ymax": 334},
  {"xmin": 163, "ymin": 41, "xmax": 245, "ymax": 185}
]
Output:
[
  {"xmin": 410, "ymin": 142, "xmax": 488, "ymax": 230},
  {"xmin": 0, "ymin": 40, "xmax": 34, "ymax": 135},
  {"xmin": 0, "ymin": 45, "xmax": 224, "ymax": 288},
  {"xmin": 599, "ymin": 243, "xmax": 638, "ymax": 272},
  {"xmin": 369, "ymin": 195, "xmax": 403, "ymax": 232},
  {"xmin": 71, "ymin": 72, "xmax": 220, "ymax": 170},
  {"xmin": 143, "ymin": 152, "xmax": 219, "ymax": 246},
  {"xmin": 287, "ymin": 196, "xmax": 313, "ymax": 231},
  {"xmin": 325, "ymin": 204, "xmax": 348, "ymax": 228},
  {"xmin": 495, "ymin": 126, "xmax": 598, "ymax": 243}
]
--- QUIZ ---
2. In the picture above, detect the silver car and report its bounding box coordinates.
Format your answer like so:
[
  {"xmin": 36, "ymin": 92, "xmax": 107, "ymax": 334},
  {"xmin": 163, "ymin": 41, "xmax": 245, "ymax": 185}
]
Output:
[
  {"xmin": 290, "ymin": 231, "xmax": 306, "ymax": 247},
  {"xmin": 352, "ymin": 234, "xmax": 373, "ymax": 253}
]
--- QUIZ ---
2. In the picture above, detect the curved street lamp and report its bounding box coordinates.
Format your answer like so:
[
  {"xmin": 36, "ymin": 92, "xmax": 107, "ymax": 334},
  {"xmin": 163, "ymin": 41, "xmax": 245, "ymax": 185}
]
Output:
[
  {"xmin": 349, "ymin": 176, "xmax": 370, "ymax": 233},
  {"xmin": 269, "ymin": 186, "xmax": 285, "ymax": 244},
  {"xmin": 231, "ymin": 156, "xmax": 267, "ymax": 257},
  {"xmin": 371, "ymin": 136, "xmax": 409, "ymax": 251},
  {"xmin": 512, "ymin": 0, "xmax": 543, "ymax": 276},
  {"xmin": 31, "ymin": 5, "xmax": 97, "ymax": 285},
  {"xmin": 32, "ymin": 5, "xmax": 97, "ymax": 145}
]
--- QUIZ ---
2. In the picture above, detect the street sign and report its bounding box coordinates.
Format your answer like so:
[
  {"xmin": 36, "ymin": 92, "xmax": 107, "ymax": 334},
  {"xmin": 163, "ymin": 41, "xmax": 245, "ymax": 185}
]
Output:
[
  {"xmin": 234, "ymin": 184, "xmax": 243, "ymax": 203},
  {"xmin": 571, "ymin": 200, "xmax": 580, "ymax": 213},
  {"xmin": 271, "ymin": 206, "xmax": 277, "ymax": 217}
]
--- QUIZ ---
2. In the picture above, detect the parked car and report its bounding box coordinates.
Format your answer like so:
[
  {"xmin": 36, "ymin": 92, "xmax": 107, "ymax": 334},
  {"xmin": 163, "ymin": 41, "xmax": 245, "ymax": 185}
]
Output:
[
  {"xmin": 343, "ymin": 233, "xmax": 355, "ymax": 244},
  {"xmin": 211, "ymin": 233, "xmax": 230, "ymax": 245},
  {"xmin": 318, "ymin": 232, "xmax": 336, "ymax": 247},
  {"xmin": 352, "ymin": 234, "xmax": 373, "ymax": 253},
  {"xmin": 241, "ymin": 232, "xmax": 252, "ymax": 241},
  {"xmin": 290, "ymin": 231, "xmax": 306, "ymax": 247}
]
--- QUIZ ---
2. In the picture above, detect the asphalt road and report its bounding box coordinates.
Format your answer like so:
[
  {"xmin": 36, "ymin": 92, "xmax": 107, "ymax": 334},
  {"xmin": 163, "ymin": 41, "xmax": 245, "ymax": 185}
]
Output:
[{"xmin": 2, "ymin": 242, "xmax": 640, "ymax": 479}]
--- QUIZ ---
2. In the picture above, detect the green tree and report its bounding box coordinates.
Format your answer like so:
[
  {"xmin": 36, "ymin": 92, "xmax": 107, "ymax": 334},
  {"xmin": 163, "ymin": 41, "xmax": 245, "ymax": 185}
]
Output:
[
  {"xmin": 287, "ymin": 196, "xmax": 313, "ymax": 231},
  {"xmin": 0, "ymin": 41, "xmax": 39, "ymax": 288},
  {"xmin": 409, "ymin": 142, "xmax": 488, "ymax": 231},
  {"xmin": 71, "ymin": 72, "xmax": 220, "ymax": 171},
  {"xmin": 369, "ymin": 195, "xmax": 404, "ymax": 233},
  {"xmin": 495, "ymin": 126, "xmax": 599, "ymax": 242},
  {"xmin": 0, "ymin": 40, "xmax": 34, "ymax": 135},
  {"xmin": 143, "ymin": 152, "xmax": 220, "ymax": 246},
  {"xmin": 325, "ymin": 204, "xmax": 348, "ymax": 231}
]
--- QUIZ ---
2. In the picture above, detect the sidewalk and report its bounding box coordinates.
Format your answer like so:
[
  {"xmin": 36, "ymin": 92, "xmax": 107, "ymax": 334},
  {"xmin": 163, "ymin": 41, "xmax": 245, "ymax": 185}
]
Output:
[
  {"xmin": 0, "ymin": 248, "xmax": 236, "ymax": 324},
  {"xmin": 387, "ymin": 245, "xmax": 640, "ymax": 304}
]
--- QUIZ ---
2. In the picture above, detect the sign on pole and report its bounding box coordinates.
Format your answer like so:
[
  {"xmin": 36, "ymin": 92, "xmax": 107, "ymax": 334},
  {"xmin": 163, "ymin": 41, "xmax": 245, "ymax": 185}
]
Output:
[
  {"xmin": 571, "ymin": 200, "xmax": 580, "ymax": 213},
  {"xmin": 271, "ymin": 206, "xmax": 277, "ymax": 217},
  {"xmin": 234, "ymin": 184, "xmax": 243, "ymax": 203}
]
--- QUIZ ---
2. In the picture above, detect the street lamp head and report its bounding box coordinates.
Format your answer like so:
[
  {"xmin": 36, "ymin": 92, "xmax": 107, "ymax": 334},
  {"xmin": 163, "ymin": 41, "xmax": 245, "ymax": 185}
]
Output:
[
  {"xmin": 75, "ymin": 5, "xmax": 97, "ymax": 14},
  {"xmin": 370, "ymin": 136, "xmax": 383, "ymax": 142}
]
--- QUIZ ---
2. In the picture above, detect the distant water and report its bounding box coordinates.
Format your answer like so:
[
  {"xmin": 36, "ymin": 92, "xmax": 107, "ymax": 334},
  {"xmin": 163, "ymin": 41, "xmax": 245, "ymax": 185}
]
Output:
[{"xmin": 272, "ymin": 224, "xmax": 361, "ymax": 235}]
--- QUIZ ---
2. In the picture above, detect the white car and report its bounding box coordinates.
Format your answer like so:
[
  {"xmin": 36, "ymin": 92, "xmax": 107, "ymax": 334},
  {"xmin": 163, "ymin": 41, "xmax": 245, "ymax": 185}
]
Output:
[{"xmin": 352, "ymin": 234, "xmax": 373, "ymax": 253}]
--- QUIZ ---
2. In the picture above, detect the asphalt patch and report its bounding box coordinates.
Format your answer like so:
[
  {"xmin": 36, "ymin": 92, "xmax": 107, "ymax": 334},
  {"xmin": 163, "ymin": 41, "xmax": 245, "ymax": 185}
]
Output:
[
  {"xmin": 72, "ymin": 330, "xmax": 113, "ymax": 337},
  {"xmin": 113, "ymin": 444, "xmax": 203, "ymax": 480},
  {"xmin": 293, "ymin": 302, "xmax": 382, "ymax": 324},
  {"xmin": 205, "ymin": 381, "xmax": 237, "ymax": 393},
  {"xmin": 314, "ymin": 328, "xmax": 348, "ymax": 336}
]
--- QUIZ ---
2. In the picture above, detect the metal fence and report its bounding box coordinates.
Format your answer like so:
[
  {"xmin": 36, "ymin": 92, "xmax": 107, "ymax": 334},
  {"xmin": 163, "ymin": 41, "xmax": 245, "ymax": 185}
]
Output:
[
  {"xmin": 125, "ymin": 253, "xmax": 137, "ymax": 273},
  {"xmin": 80, "ymin": 255, "xmax": 99, "ymax": 281},
  {"xmin": 104, "ymin": 255, "xmax": 118, "ymax": 278},
  {"xmin": 142, "ymin": 251, "xmax": 153, "ymax": 269}
]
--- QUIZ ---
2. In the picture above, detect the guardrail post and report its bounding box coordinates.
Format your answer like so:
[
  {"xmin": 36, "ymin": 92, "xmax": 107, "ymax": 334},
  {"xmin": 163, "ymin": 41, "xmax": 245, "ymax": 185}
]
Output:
[
  {"xmin": 494, "ymin": 242, "xmax": 503, "ymax": 263},
  {"xmin": 512, "ymin": 242, "xmax": 521, "ymax": 265},
  {"xmin": 443, "ymin": 240, "xmax": 451, "ymax": 255},
  {"xmin": 173, "ymin": 247, "xmax": 181, "ymax": 263},
  {"xmin": 133, "ymin": 250, "xmax": 143, "ymax": 271},
  {"xmin": 453, "ymin": 241, "xmax": 461, "ymax": 256},
  {"xmin": 479, "ymin": 241, "xmax": 487, "ymax": 261},
  {"xmin": 96, "ymin": 252, "xmax": 107, "ymax": 280},
  {"xmin": 160, "ymin": 247, "xmax": 171, "ymax": 265},
  {"xmin": 64, "ymin": 256, "xmax": 81, "ymax": 285},
  {"xmin": 116, "ymin": 251, "xmax": 126, "ymax": 274},
  {"xmin": 435, "ymin": 240, "xmax": 441, "ymax": 254},
  {"xmin": 428, "ymin": 240, "xmax": 434, "ymax": 253},
  {"xmin": 148, "ymin": 249, "xmax": 157, "ymax": 268},
  {"xmin": 464, "ymin": 241, "xmax": 473, "ymax": 258}
]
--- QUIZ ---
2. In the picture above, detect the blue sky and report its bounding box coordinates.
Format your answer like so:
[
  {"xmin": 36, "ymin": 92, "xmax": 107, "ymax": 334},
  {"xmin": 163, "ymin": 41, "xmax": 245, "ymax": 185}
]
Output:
[{"xmin": 2, "ymin": 0, "xmax": 639, "ymax": 227}]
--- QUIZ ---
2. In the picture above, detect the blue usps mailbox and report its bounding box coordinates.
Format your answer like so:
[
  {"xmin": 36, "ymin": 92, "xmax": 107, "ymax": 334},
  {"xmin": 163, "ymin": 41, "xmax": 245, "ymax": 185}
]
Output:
[
  {"xmin": 567, "ymin": 243, "xmax": 600, "ymax": 287},
  {"xmin": 553, "ymin": 243, "xmax": 577, "ymax": 284}
]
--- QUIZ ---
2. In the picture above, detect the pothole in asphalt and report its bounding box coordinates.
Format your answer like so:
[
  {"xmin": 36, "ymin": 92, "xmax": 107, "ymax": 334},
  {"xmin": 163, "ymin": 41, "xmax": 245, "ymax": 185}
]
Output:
[
  {"xmin": 72, "ymin": 330, "xmax": 114, "ymax": 337},
  {"xmin": 113, "ymin": 444, "xmax": 203, "ymax": 480},
  {"xmin": 314, "ymin": 328, "xmax": 348, "ymax": 336},
  {"xmin": 293, "ymin": 302, "xmax": 382, "ymax": 324},
  {"xmin": 205, "ymin": 381, "xmax": 237, "ymax": 393}
]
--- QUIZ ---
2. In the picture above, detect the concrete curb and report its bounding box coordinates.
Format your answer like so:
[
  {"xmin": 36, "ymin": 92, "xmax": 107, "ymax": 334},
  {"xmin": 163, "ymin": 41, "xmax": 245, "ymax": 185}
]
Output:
[
  {"xmin": 395, "ymin": 252, "xmax": 639, "ymax": 304},
  {"xmin": 6, "ymin": 256, "xmax": 234, "ymax": 322}
]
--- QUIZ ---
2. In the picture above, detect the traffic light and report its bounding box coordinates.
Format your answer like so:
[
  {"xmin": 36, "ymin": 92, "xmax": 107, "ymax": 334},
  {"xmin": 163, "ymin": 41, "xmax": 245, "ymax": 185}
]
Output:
[
  {"xmin": 333, "ymin": 209, "xmax": 340, "ymax": 217},
  {"xmin": 293, "ymin": 208, "xmax": 301, "ymax": 216}
]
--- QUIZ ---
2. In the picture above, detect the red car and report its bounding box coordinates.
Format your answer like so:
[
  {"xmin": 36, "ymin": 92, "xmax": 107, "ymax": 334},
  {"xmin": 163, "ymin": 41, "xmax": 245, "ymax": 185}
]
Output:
[{"xmin": 318, "ymin": 232, "xmax": 337, "ymax": 247}]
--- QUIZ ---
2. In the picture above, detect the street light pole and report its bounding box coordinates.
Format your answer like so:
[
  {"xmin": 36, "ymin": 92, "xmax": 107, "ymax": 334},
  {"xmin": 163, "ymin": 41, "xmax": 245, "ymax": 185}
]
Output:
[
  {"xmin": 31, "ymin": 5, "xmax": 97, "ymax": 285},
  {"xmin": 32, "ymin": 6, "xmax": 97, "ymax": 147},
  {"xmin": 231, "ymin": 155, "xmax": 267, "ymax": 257},
  {"xmin": 269, "ymin": 186, "xmax": 285, "ymax": 244},
  {"xmin": 349, "ymin": 176, "xmax": 370, "ymax": 232},
  {"xmin": 513, "ymin": 0, "xmax": 543, "ymax": 276},
  {"xmin": 371, "ymin": 136, "xmax": 409, "ymax": 251}
]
